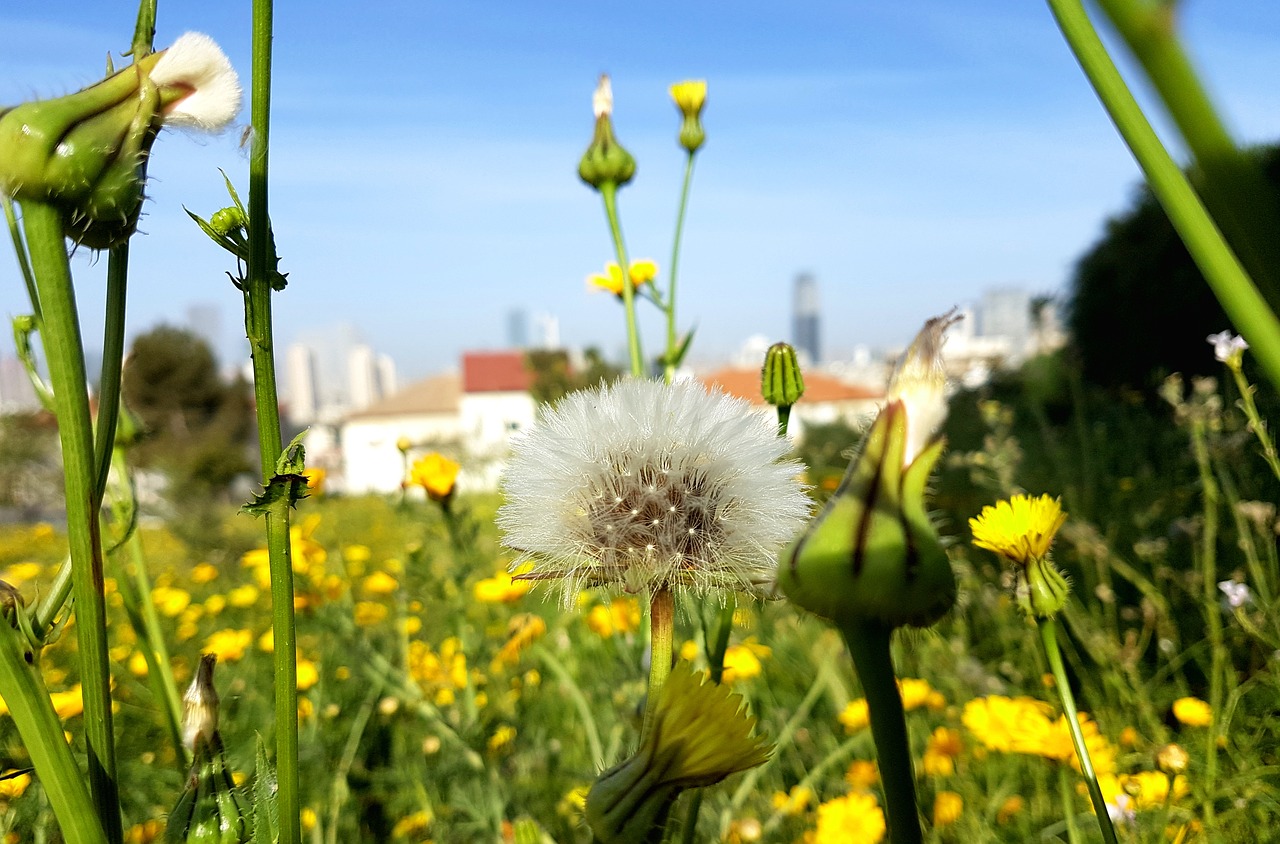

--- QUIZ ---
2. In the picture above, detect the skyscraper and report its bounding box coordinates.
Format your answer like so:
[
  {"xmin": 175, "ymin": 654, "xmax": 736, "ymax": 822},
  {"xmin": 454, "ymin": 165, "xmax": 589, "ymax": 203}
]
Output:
[{"xmin": 792, "ymin": 273, "xmax": 820, "ymax": 364}]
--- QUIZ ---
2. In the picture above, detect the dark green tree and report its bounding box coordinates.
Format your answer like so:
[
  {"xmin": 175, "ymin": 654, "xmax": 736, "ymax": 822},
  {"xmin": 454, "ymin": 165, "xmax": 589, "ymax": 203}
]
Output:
[
  {"xmin": 1068, "ymin": 144, "xmax": 1280, "ymax": 389},
  {"xmin": 525, "ymin": 347, "xmax": 622, "ymax": 405}
]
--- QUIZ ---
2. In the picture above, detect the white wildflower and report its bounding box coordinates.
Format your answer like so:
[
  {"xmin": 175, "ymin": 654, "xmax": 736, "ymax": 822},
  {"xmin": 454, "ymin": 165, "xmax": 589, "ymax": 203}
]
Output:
[
  {"xmin": 498, "ymin": 379, "xmax": 811, "ymax": 602},
  {"xmin": 1207, "ymin": 331, "xmax": 1248, "ymax": 365},
  {"xmin": 1218, "ymin": 579, "xmax": 1252, "ymax": 609}
]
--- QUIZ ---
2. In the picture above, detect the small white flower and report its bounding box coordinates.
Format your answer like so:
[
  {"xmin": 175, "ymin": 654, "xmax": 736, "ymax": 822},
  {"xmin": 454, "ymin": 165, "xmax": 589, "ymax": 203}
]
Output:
[
  {"xmin": 151, "ymin": 32, "xmax": 242, "ymax": 131},
  {"xmin": 498, "ymin": 379, "xmax": 811, "ymax": 602},
  {"xmin": 1218, "ymin": 579, "xmax": 1252, "ymax": 609},
  {"xmin": 1207, "ymin": 330, "xmax": 1248, "ymax": 364}
]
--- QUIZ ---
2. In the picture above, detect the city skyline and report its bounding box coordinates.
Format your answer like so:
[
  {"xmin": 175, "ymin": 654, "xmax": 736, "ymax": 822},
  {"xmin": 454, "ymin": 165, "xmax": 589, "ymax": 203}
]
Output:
[{"xmin": 3, "ymin": 4, "xmax": 1279, "ymax": 380}]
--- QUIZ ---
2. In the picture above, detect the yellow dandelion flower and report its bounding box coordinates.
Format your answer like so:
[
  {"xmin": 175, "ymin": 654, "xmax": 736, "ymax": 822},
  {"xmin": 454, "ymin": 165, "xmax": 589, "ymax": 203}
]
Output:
[
  {"xmin": 844, "ymin": 759, "xmax": 879, "ymax": 791},
  {"xmin": 721, "ymin": 644, "xmax": 764, "ymax": 684},
  {"xmin": 770, "ymin": 784, "xmax": 813, "ymax": 816},
  {"xmin": 302, "ymin": 467, "xmax": 326, "ymax": 495},
  {"xmin": 811, "ymin": 792, "xmax": 886, "ymax": 844},
  {"xmin": 669, "ymin": 80, "xmax": 707, "ymax": 115},
  {"xmin": 969, "ymin": 494, "xmax": 1067, "ymax": 565},
  {"xmin": 300, "ymin": 808, "xmax": 317, "ymax": 832},
  {"xmin": 48, "ymin": 685, "xmax": 85, "ymax": 719},
  {"xmin": 203, "ymin": 629, "xmax": 253, "ymax": 662},
  {"xmin": 922, "ymin": 726, "xmax": 963, "ymax": 777},
  {"xmin": 190, "ymin": 563, "xmax": 220, "ymax": 585},
  {"xmin": 151, "ymin": 585, "xmax": 191, "ymax": 618},
  {"xmin": 392, "ymin": 809, "xmax": 433, "ymax": 839},
  {"xmin": 0, "ymin": 769, "xmax": 31, "ymax": 799},
  {"xmin": 997, "ymin": 795, "xmax": 1024, "ymax": 824},
  {"xmin": 488, "ymin": 725, "xmax": 517, "ymax": 752},
  {"xmin": 227, "ymin": 584, "xmax": 260, "ymax": 608},
  {"xmin": 408, "ymin": 452, "xmax": 460, "ymax": 501},
  {"xmin": 898, "ymin": 678, "xmax": 942, "ymax": 711},
  {"xmin": 362, "ymin": 571, "xmax": 399, "ymax": 596},
  {"xmin": 588, "ymin": 260, "xmax": 657, "ymax": 297},
  {"xmin": 838, "ymin": 699, "xmax": 870, "ymax": 733},
  {"xmin": 1172, "ymin": 696, "xmax": 1212, "ymax": 727},
  {"xmin": 932, "ymin": 791, "xmax": 963, "ymax": 827},
  {"xmin": 354, "ymin": 601, "xmax": 389, "ymax": 627},
  {"xmin": 296, "ymin": 658, "xmax": 320, "ymax": 692},
  {"xmin": 473, "ymin": 568, "xmax": 531, "ymax": 604}
]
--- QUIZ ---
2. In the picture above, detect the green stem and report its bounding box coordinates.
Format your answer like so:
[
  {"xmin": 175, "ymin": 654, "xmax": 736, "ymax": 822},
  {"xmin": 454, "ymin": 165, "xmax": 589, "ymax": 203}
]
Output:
[
  {"xmin": 1228, "ymin": 362, "xmax": 1280, "ymax": 482},
  {"xmin": 838, "ymin": 619, "xmax": 921, "ymax": 844},
  {"xmin": 1188, "ymin": 418, "xmax": 1224, "ymax": 825},
  {"xmin": 1046, "ymin": 0, "xmax": 1280, "ymax": 393},
  {"xmin": 538, "ymin": 648, "xmax": 604, "ymax": 766},
  {"xmin": 678, "ymin": 595, "xmax": 736, "ymax": 844},
  {"xmin": 641, "ymin": 587, "xmax": 675, "ymax": 735},
  {"xmin": 1092, "ymin": 0, "xmax": 1280, "ymax": 311},
  {"xmin": 1056, "ymin": 764, "xmax": 1085, "ymax": 844},
  {"xmin": 23, "ymin": 200, "xmax": 122, "ymax": 844},
  {"xmin": 1038, "ymin": 618, "xmax": 1119, "ymax": 844},
  {"xmin": 93, "ymin": 246, "xmax": 127, "ymax": 500},
  {"xmin": 127, "ymin": 0, "xmax": 157, "ymax": 60},
  {"xmin": 664, "ymin": 151, "xmax": 696, "ymax": 385},
  {"xmin": 0, "ymin": 617, "xmax": 108, "ymax": 844},
  {"xmin": 776, "ymin": 405, "xmax": 792, "ymax": 438},
  {"xmin": 3, "ymin": 196, "xmax": 39, "ymax": 318},
  {"xmin": 600, "ymin": 182, "xmax": 644, "ymax": 377},
  {"xmin": 325, "ymin": 680, "xmax": 383, "ymax": 844},
  {"xmin": 246, "ymin": 1, "xmax": 299, "ymax": 840}
]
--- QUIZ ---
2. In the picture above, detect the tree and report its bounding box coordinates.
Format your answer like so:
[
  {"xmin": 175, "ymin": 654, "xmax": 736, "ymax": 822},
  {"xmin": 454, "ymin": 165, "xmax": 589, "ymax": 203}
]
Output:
[
  {"xmin": 524, "ymin": 347, "xmax": 622, "ymax": 405},
  {"xmin": 1068, "ymin": 144, "xmax": 1280, "ymax": 389}
]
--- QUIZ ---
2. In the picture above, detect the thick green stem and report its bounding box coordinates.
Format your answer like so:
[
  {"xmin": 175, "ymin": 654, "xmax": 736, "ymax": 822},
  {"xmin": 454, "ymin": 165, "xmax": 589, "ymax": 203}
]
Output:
[
  {"xmin": 641, "ymin": 587, "xmax": 675, "ymax": 735},
  {"xmin": 1038, "ymin": 618, "xmax": 1119, "ymax": 844},
  {"xmin": 1046, "ymin": 0, "xmax": 1280, "ymax": 393},
  {"xmin": 0, "ymin": 618, "xmax": 108, "ymax": 844},
  {"xmin": 93, "ymin": 246, "xmax": 127, "ymax": 500},
  {"xmin": 1188, "ymin": 418, "xmax": 1224, "ymax": 824},
  {"xmin": 776, "ymin": 405, "xmax": 792, "ymax": 438},
  {"xmin": 838, "ymin": 619, "xmax": 922, "ymax": 844},
  {"xmin": 128, "ymin": 0, "xmax": 157, "ymax": 60},
  {"xmin": 664, "ymin": 151, "xmax": 696, "ymax": 384},
  {"xmin": 23, "ymin": 200, "xmax": 122, "ymax": 844},
  {"xmin": 245, "ymin": 1, "xmax": 300, "ymax": 840},
  {"xmin": 600, "ymin": 182, "xmax": 644, "ymax": 378},
  {"xmin": 1092, "ymin": 0, "xmax": 1280, "ymax": 311}
]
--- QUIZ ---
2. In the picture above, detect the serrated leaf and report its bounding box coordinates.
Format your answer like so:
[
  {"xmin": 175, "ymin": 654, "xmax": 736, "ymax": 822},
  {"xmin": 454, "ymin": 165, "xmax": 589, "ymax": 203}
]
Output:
[
  {"xmin": 252, "ymin": 735, "xmax": 278, "ymax": 844},
  {"xmin": 242, "ymin": 433, "xmax": 311, "ymax": 517}
]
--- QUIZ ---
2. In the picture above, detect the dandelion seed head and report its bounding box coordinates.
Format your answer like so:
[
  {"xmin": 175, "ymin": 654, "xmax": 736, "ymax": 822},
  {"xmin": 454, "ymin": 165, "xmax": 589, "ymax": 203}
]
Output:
[
  {"xmin": 151, "ymin": 32, "xmax": 241, "ymax": 131},
  {"xmin": 498, "ymin": 379, "xmax": 811, "ymax": 603}
]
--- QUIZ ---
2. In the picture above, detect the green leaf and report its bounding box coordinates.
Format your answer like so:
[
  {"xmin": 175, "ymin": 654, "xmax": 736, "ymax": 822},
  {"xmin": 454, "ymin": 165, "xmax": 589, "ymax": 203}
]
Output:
[
  {"xmin": 241, "ymin": 432, "xmax": 310, "ymax": 517},
  {"xmin": 252, "ymin": 734, "xmax": 278, "ymax": 844}
]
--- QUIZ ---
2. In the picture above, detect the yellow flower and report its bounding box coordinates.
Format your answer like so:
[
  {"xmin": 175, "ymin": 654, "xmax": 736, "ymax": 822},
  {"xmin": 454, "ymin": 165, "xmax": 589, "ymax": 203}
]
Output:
[
  {"xmin": 996, "ymin": 795, "xmax": 1024, "ymax": 824},
  {"xmin": 845, "ymin": 760, "xmax": 879, "ymax": 791},
  {"xmin": 191, "ymin": 563, "xmax": 220, "ymax": 585},
  {"xmin": 1120, "ymin": 770, "xmax": 1190, "ymax": 809},
  {"xmin": 124, "ymin": 819, "xmax": 162, "ymax": 843},
  {"xmin": 302, "ymin": 467, "xmax": 326, "ymax": 495},
  {"xmin": 963, "ymin": 696, "xmax": 1116, "ymax": 776},
  {"xmin": 1172, "ymin": 696, "xmax": 1212, "ymax": 727},
  {"xmin": 0, "ymin": 769, "xmax": 31, "ymax": 799},
  {"xmin": 128, "ymin": 651, "xmax": 149, "ymax": 678},
  {"xmin": 587, "ymin": 597, "xmax": 642, "ymax": 637},
  {"xmin": 721, "ymin": 643, "xmax": 766, "ymax": 684},
  {"xmin": 838, "ymin": 699, "xmax": 870, "ymax": 733},
  {"xmin": 473, "ymin": 568, "xmax": 532, "ymax": 604},
  {"xmin": 969, "ymin": 494, "xmax": 1066, "ymax": 565},
  {"xmin": 203, "ymin": 629, "xmax": 253, "ymax": 662},
  {"xmin": 669, "ymin": 80, "xmax": 707, "ymax": 116},
  {"xmin": 362, "ymin": 571, "xmax": 399, "ymax": 596},
  {"xmin": 227, "ymin": 584, "xmax": 260, "ymax": 608},
  {"xmin": 921, "ymin": 727, "xmax": 963, "ymax": 777},
  {"xmin": 898, "ymin": 678, "xmax": 943, "ymax": 711},
  {"xmin": 771, "ymin": 784, "xmax": 814, "ymax": 816},
  {"xmin": 408, "ymin": 452, "xmax": 460, "ymax": 501},
  {"xmin": 300, "ymin": 808, "xmax": 317, "ymax": 832},
  {"xmin": 151, "ymin": 585, "xmax": 191, "ymax": 618},
  {"xmin": 588, "ymin": 260, "xmax": 658, "ymax": 297},
  {"xmin": 492, "ymin": 613, "xmax": 547, "ymax": 670},
  {"xmin": 296, "ymin": 658, "xmax": 320, "ymax": 692},
  {"xmin": 391, "ymin": 809, "xmax": 433, "ymax": 840},
  {"xmin": 932, "ymin": 791, "xmax": 963, "ymax": 827},
  {"xmin": 48, "ymin": 685, "xmax": 85, "ymax": 719},
  {"xmin": 810, "ymin": 792, "xmax": 886, "ymax": 844},
  {"xmin": 354, "ymin": 601, "xmax": 389, "ymax": 627},
  {"xmin": 488, "ymin": 725, "xmax": 516, "ymax": 752}
]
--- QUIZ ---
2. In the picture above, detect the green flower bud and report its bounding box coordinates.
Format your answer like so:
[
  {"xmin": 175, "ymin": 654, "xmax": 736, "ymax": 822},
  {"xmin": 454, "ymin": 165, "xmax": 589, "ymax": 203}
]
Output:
[
  {"xmin": 586, "ymin": 661, "xmax": 770, "ymax": 843},
  {"xmin": 778, "ymin": 312, "xmax": 960, "ymax": 629},
  {"xmin": 1016, "ymin": 554, "xmax": 1071, "ymax": 618},
  {"xmin": 578, "ymin": 75, "xmax": 636, "ymax": 190},
  {"xmin": 167, "ymin": 655, "xmax": 247, "ymax": 843},
  {"xmin": 0, "ymin": 33, "xmax": 240, "ymax": 249},
  {"xmin": 761, "ymin": 342, "xmax": 805, "ymax": 407},
  {"xmin": 669, "ymin": 80, "xmax": 707, "ymax": 153}
]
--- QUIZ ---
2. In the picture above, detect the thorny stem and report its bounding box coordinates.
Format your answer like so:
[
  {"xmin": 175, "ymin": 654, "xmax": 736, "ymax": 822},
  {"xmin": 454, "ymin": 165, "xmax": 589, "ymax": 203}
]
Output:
[
  {"xmin": 601, "ymin": 182, "xmax": 644, "ymax": 378},
  {"xmin": 664, "ymin": 151, "xmax": 696, "ymax": 384},
  {"xmin": 838, "ymin": 619, "xmax": 922, "ymax": 844},
  {"xmin": 23, "ymin": 200, "xmax": 123, "ymax": 843},
  {"xmin": 1038, "ymin": 618, "xmax": 1120, "ymax": 844},
  {"xmin": 1046, "ymin": 0, "xmax": 1280, "ymax": 393}
]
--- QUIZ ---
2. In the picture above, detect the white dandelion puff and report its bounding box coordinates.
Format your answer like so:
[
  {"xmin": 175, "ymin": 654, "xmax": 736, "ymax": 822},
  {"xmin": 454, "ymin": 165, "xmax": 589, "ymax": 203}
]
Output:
[
  {"xmin": 498, "ymin": 378, "xmax": 812, "ymax": 603},
  {"xmin": 151, "ymin": 32, "xmax": 242, "ymax": 131}
]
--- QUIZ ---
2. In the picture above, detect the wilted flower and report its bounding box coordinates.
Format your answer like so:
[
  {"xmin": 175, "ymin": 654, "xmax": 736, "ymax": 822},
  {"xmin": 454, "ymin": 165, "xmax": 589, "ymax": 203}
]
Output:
[
  {"xmin": 1207, "ymin": 330, "xmax": 1248, "ymax": 366},
  {"xmin": 498, "ymin": 378, "xmax": 809, "ymax": 602}
]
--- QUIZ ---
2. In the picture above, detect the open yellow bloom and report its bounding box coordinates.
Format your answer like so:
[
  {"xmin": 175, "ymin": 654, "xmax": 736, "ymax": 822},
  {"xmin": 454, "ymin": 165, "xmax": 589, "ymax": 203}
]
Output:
[
  {"xmin": 1172, "ymin": 696, "xmax": 1212, "ymax": 727},
  {"xmin": 588, "ymin": 259, "xmax": 657, "ymax": 297},
  {"xmin": 969, "ymin": 494, "xmax": 1066, "ymax": 565},
  {"xmin": 474, "ymin": 568, "xmax": 532, "ymax": 604},
  {"xmin": 409, "ymin": 452, "xmax": 460, "ymax": 501},
  {"xmin": 669, "ymin": 80, "xmax": 707, "ymax": 115},
  {"xmin": 810, "ymin": 792, "xmax": 886, "ymax": 844},
  {"xmin": 932, "ymin": 791, "xmax": 963, "ymax": 827}
]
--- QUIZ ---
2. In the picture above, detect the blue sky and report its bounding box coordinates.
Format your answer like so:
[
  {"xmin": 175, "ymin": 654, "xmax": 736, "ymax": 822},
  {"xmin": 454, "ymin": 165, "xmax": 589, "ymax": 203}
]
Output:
[{"xmin": 3, "ymin": 2, "xmax": 1280, "ymax": 380}]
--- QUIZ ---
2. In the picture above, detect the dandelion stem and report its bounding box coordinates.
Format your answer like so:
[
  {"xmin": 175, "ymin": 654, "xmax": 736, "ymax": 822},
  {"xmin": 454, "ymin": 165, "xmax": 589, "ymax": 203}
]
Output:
[
  {"xmin": 1188, "ymin": 417, "xmax": 1224, "ymax": 825},
  {"xmin": 1038, "ymin": 618, "xmax": 1119, "ymax": 844},
  {"xmin": 93, "ymin": 247, "xmax": 127, "ymax": 499},
  {"xmin": 642, "ymin": 587, "xmax": 675, "ymax": 735},
  {"xmin": 600, "ymin": 182, "xmax": 644, "ymax": 377},
  {"xmin": 1045, "ymin": 0, "xmax": 1280, "ymax": 393},
  {"xmin": 664, "ymin": 151, "xmax": 696, "ymax": 384},
  {"xmin": 838, "ymin": 619, "xmax": 922, "ymax": 844},
  {"xmin": 1056, "ymin": 765, "xmax": 1085, "ymax": 844},
  {"xmin": 3, "ymin": 197, "xmax": 39, "ymax": 319},
  {"xmin": 23, "ymin": 199, "xmax": 123, "ymax": 844},
  {"xmin": 245, "ymin": 0, "xmax": 300, "ymax": 840}
]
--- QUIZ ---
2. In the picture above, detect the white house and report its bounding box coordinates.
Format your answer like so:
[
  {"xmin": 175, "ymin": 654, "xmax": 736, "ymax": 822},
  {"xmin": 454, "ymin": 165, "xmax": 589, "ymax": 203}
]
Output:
[{"xmin": 698, "ymin": 367, "xmax": 883, "ymax": 439}]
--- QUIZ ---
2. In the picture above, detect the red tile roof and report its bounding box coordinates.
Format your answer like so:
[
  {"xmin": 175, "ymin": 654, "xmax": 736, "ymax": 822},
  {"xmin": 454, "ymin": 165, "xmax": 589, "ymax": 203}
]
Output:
[
  {"xmin": 699, "ymin": 368, "xmax": 883, "ymax": 406},
  {"xmin": 462, "ymin": 351, "xmax": 532, "ymax": 393}
]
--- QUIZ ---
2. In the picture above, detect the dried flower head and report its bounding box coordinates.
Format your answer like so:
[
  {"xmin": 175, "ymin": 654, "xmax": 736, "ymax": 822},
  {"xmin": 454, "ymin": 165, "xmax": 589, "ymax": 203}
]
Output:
[{"xmin": 498, "ymin": 378, "xmax": 810, "ymax": 601}]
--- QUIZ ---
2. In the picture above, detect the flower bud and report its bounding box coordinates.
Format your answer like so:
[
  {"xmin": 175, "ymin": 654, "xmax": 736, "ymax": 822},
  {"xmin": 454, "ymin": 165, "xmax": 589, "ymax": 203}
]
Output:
[
  {"xmin": 778, "ymin": 314, "xmax": 958, "ymax": 629},
  {"xmin": 1016, "ymin": 554, "xmax": 1070, "ymax": 618},
  {"xmin": 578, "ymin": 75, "xmax": 636, "ymax": 190},
  {"xmin": 0, "ymin": 33, "xmax": 240, "ymax": 249},
  {"xmin": 586, "ymin": 661, "xmax": 770, "ymax": 843},
  {"xmin": 761, "ymin": 343, "xmax": 804, "ymax": 408},
  {"xmin": 1156, "ymin": 742, "xmax": 1190, "ymax": 775},
  {"xmin": 669, "ymin": 80, "xmax": 707, "ymax": 153}
]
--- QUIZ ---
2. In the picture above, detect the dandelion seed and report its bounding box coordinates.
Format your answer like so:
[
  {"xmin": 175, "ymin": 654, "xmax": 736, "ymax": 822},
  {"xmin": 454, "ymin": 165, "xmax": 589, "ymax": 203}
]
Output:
[{"xmin": 498, "ymin": 379, "xmax": 810, "ymax": 602}]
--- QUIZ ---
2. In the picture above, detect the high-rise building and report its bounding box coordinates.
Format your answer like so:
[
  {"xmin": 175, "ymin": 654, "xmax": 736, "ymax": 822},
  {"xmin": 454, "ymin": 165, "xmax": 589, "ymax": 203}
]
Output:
[
  {"xmin": 507, "ymin": 309, "xmax": 529, "ymax": 349},
  {"xmin": 979, "ymin": 288, "xmax": 1032, "ymax": 356},
  {"xmin": 348, "ymin": 344, "xmax": 380, "ymax": 411},
  {"xmin": 285, "ymin": 343, "xmax": 319, "ymax": 425},
  {"xmin": 531, "ymin": 312, "xmax": 560, "ymax": 350},
  {"xmin": 792, "ymin": 273, "xmax": 820, "ymax": 364}
]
